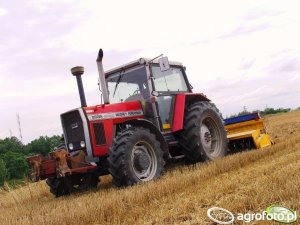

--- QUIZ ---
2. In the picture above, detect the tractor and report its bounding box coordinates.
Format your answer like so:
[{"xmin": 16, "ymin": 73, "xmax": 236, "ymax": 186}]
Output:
[{"xmin": 27, "ymin": 49, "xmax": 227, "ymax": 197}]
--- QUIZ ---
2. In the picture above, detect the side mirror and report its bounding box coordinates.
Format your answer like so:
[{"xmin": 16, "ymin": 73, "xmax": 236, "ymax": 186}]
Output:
[{"xmin": 158, "ymin": 57, "xmax": 170, "ymax": 72}]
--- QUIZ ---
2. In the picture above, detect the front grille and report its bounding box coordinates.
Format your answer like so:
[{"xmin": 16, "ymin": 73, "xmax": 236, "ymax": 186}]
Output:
[
  {"xmin": 61, "ymin": 110, "xmax": 85, "ymax": 151},
  {"xmin": 93, "ymin": 123, "xmax": 106, "ymax": 145}
]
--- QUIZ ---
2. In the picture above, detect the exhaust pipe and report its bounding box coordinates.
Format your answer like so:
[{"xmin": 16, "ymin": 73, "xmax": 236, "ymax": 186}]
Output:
[
  {"xmin": 96, "ymin": 49, "xmax": 110, "ymax": 104},
  {"xmin": 71, "ymin": 66, "xmax": 87, "ymax": 107}
]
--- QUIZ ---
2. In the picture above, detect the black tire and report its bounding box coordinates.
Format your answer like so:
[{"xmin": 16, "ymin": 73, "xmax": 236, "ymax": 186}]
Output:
[
  {"xmin": 179, "ymin": 101, "xmax": 227, "ymax": 163},
  {"xmin": 66, "ymin": 173, "xmax": 99, "ymax": 191},
  {"xmin": 46, "ymin": 177, "xmax": 70, "ymax": 197},
  {"xmin": 46, "ymin": 173, "xmax": 99, "ymax": 197},
  {"xmin": 108, "ymin": 127, "xmax": 165, "ymax": 187}
]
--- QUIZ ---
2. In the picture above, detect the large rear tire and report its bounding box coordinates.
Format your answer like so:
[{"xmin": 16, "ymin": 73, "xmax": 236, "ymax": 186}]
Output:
[
  {"xmin": 108, "ymin": 127, "xmax": 165, "ymax": 187},
  {"xmin": 179, "ymin": 101, "xmax": 227, "ymax": 163}
]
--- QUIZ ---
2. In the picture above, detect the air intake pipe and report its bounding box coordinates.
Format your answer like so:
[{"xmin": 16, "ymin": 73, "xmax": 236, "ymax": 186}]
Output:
[{"xmin": 71, "ymin": 66, "xmax": 87, "ymax": 107}]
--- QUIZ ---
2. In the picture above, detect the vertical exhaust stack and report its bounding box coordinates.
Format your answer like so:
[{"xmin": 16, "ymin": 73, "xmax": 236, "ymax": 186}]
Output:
[
  {"xmin": 71, "ymin": 66, "xmax": 87, "ymax": 107},
  {"xmin": 96, "ymin": 49, "xmax": 110, "ymax": 104}
]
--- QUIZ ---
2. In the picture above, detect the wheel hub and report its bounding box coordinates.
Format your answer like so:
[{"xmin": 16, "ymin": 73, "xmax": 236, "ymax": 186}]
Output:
[
  {"xmin": 133, "ymin": 149, "xmax": 151, "ymax": 171},
  {"xmin": 199, "ymin": 117, "xmax": 222, "ymax": 157},
  {"xmin": 131, "ymin": 141, "xmax": 157, "ymax": 181},
  {"xmin": 201, "ymin": 124, "xmax": 212, "ymax": 147}
]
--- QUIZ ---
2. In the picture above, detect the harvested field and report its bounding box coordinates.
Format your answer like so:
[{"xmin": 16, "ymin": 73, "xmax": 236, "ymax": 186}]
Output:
[{"xmin": 1, "ymin": 111, "xmax": 299, "ymax": 225}]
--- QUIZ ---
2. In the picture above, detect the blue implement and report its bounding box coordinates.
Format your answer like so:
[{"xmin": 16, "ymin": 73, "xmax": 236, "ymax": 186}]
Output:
[{"xmin": 224, "ymin": 112, "xmax": 260, "ymax": 126}]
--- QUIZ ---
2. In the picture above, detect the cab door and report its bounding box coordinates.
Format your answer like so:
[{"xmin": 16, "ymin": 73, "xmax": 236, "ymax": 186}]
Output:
[
  {"xmin": 156, "ymin": 95, "xmax": 175, "ymax": 131},
  {"xmin": 150, "ymin": 64, "xmax": 190, "ymax": 131}
]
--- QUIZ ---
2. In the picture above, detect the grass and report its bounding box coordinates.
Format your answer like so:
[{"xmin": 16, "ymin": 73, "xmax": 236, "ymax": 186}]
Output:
[
  {"xmin": 1, "ymin": 111, "xmax": 300, "ymax": 225},
  {"xmin": 5, "ymin": 178, "xmax": 26, "ymax": 188}
]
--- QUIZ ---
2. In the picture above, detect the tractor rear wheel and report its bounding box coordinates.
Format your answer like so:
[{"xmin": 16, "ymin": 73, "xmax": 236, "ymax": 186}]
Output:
[
  {"xmin": 179, "ymin": 101, "xmax": 227, "ymax": 162},
  {"xmin": 108, "ymin": 127, "xmax": 165, "ymax": 187}
]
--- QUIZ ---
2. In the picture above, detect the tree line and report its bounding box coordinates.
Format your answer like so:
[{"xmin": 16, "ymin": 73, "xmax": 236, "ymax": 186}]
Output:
[
  {"xmin": 227, "ymin": 107, "xmax": 292, "ymax": 119},
  {"xmin": 0, "ymin": 135, "xmax": 62, "ymax": 186}
]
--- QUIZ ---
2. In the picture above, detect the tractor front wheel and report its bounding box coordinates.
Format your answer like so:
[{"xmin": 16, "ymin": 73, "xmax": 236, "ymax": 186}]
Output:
[
  {"xmin": 179, "ymin": 101, "xmax": 227, "ymax": 163},
  {"xmin": 46, "ymin": 173, "xmax": 99, "ymax": 197},
  {"xmin": 108, "ymin": 127, "xmax": 165, "ymax": 187}
]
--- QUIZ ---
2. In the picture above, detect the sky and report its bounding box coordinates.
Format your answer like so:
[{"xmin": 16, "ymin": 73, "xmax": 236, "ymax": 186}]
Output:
[{"xmin": 0, "ymin": 0, "xmax": 300, "ymax": 143}]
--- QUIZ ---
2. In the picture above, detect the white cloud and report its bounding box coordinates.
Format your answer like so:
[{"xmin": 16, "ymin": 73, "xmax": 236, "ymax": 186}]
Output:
[
  {"xmin": 0, "ymin": 7, "xmax": 7, "ymax": 16},
  {"xmin": 60, "ymin": 0, "xmax": 243, "ymax": 52},
  {"xmin": 1, "ymin": 0, "xmax": 300, "ymax": 142}
]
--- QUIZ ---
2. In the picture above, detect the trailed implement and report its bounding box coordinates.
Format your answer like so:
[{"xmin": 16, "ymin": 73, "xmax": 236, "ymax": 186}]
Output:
[{"xmin": 224, "ymin": 112, "xmax": 273, "ymax": 151}]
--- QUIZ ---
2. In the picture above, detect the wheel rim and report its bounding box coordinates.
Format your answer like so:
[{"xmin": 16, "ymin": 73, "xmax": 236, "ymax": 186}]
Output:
[
  {"xmin": 131, "ymin": 141, "xmax": 157, "ymax": 181},
  {"xmin": 200, "ymin": 117, "xmax": 222, "ymax": 158}
]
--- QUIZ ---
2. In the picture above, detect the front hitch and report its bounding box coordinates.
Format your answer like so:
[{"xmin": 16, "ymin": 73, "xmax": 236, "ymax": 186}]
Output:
[{"xmin": 26, "ymin": 149, "xmax": 97, "ymax": 182}]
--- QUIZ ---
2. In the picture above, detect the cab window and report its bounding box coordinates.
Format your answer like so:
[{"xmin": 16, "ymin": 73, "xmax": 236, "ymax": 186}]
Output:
[
  {"xmin": 151, "ymin": 66, "xmax": 188, "ymax": 92},
  {"xmin": 106, "ymin": 65, "xmax": 149, "ymax": 103}
]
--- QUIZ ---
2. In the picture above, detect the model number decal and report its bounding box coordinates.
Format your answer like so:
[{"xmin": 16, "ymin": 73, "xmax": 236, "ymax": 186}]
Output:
[{"xmin": 87, "ymin": 110, "xmax": 143, "ymax": 121}]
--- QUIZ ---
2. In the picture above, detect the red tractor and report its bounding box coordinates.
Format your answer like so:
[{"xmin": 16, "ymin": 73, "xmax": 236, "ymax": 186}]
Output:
[{"xmin": 27, "ymin": 49, "xmax": 227, "ymax": 197}]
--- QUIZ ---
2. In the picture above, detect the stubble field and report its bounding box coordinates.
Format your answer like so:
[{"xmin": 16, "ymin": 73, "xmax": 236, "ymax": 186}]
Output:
[{"xmin": 1, "ymin": 110, "xmax": 300, "ymax": 225}]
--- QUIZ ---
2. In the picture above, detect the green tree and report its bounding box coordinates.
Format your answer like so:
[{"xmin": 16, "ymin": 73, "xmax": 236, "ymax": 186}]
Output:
[
  {"xmin": 0, "ymin": 135, "xmax": 63, "ymax": 183},
  {"xmin": 2, "ymin": 151, "xmax": 29, "ymax": 179},
  {"xmin": 25, "ymin": 135, "xmax": 62, "ymax": 156},
  {"xmin": 0, "ymin": 137, "xmax": 23, "ymax": 155},
  {"xmin": 0, "ymin": 158, "xmax": 8, "ymax": 186},
  {"xmin": 260, "ymin": 107, "xmax": 291, "ymax": 116},
  {"xmin": 237, "ymin": 106, "xmax": 250, "ymax": 116}
]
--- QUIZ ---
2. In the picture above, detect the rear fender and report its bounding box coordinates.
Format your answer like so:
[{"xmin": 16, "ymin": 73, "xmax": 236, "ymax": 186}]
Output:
[
  {"xmin": 172, "ymin": 93, "xmax": 210, "ymax": 132},
  {"xmin": 123, "ymin": 119, "xmax": 169, "ymax": 159}
]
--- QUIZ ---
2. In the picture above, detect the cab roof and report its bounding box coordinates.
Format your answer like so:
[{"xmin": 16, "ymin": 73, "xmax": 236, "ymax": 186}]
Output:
[{"xmin": 105, "ymin": 58, "xmax": 183, "ymax": 77}]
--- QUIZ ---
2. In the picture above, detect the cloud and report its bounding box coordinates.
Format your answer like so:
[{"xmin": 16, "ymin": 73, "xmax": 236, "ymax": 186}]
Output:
[
  {"xmin": 243, "ymin": 7, "xmax": 283, "ymax": 21},
  {"xmin": 219, "ymin": 23, "xmax": 271, "ymax": 39},
  {"xmin": 0, "ymin": 8, "xmax": 7, "ymax": 16},
  {"xmin": 268, "ymin": 57, "xmax": 300, "ymax": 73},
  {"xmin": 239, "ymin": 59, "xmax": 256, "ymax": 70},
  {"xmin": 197, "ymin": 56, "xmax": 300, "ymax": 117},
  {"xmin": 1, "ymin": 0, "xmax": 300, "ymax": 143}
]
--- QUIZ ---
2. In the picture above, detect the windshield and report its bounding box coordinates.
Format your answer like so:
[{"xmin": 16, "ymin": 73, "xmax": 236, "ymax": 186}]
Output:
[
  {"xmin": 106, "ymin": 65, "xmax": 150, "ymax": 104},
  {"xmin": 151, "ymin": 65, "xmax": 188, "ymax": 92}
]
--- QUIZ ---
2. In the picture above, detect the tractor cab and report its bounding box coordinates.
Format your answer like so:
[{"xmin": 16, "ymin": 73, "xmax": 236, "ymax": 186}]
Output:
[{"xmin": 105, "ymin": 58, "xmax": 192, "ymax": 131}]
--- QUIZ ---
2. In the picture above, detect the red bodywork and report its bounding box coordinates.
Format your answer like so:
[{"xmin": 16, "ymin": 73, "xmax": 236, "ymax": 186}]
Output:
[
  {"xmin": 84, "ymin": 93, "xmax": 209, "ymax": 157},
  {"xmin": 85, "ymin": 93, "xmax": 209, "ymax": 157},
  {"xmin": 172, "ymin": 93, "xmax": 210, "ymax": 132},
  {"xmin": 27, "ymin": 94, "xmax": 210, "ymax": 181},
  {"xmin": 84, "ymin": 101, "xmax": 144, "ymax": 157}
]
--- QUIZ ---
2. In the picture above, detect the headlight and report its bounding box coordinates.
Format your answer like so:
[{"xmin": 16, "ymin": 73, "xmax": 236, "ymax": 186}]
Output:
[
  {"xmin": 69, "ymin": 143, "xmax": 74, "ymax": 150},
  {"xmin": 80, "ymin": 141, "xmax": 86, "ymax": 148}
]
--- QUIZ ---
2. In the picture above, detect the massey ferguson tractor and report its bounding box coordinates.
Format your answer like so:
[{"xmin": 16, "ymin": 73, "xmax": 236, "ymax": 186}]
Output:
[{"xmin": 27, "ymin": 49, "xmax": 229, "ymax": 197}]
